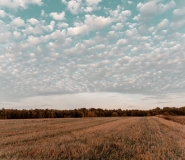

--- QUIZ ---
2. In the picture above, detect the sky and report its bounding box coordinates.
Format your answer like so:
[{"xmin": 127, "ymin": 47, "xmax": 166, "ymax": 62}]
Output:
[{"xmin": 0, "ymin": 0, "xmax": 185, "ymax": 110}]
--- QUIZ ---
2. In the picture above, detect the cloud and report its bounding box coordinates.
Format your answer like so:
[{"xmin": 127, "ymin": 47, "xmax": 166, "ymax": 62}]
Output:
[
  {"xmin": 85, "ymin": 15, "xmax": 112, "ymax": 29},
  {"xmin": 107, "ymin": 31, "xmax": 118, "ymax": 40},
  {"xmin": 49, "ymin": 12, "xmax": 65, "ymax": 20},
  {"xmin": 47, "ymin": 21, "xmax": 55, "ymax": 31},
  {"xmin": 125, "ymin": 28, "xmax": 138, "ymax": 37},
  {"xmin": 155, "ymin": 102, "xmax": 170, "ymax": 104},
  {"xmin": 137, "ymin": 1, "xmax": 157, "ymax": 15},
  {"xmin": 41, "ymin": 10, "xmax": 47, "ymax": 17},
  {"xmin": 0, "ymin": 10, "xmax": 7, "ymax": 18},
  {"xmin": 158, "ymin": 0, "xmax": 176, "ymax": 13},
  {"xmin": 157, "ymin": 19, "xmax": 169, "ymax": 30},
  {"xmin": 23, "ymin": 26, "xmax": 43, "ymax": 35},
  {"xmin": 173, "ymin": 7, "xmax": 185, "ymax": 16},
  {"xmin": 62, "ymin": 0, "xmax": 82, "ymax": 14},
  {"xmin": 0, "ymin": 0, "xmax": 43, "ymax": 9},
  {"xmin": 26, "ymin": 36, "xmax": 45, "ymax": 45},
  {"xmin": 10, "ymin": 17, "xmax": 25, "ymax": 27},
  {"xmin": 84, "ymin": 5, "xmax": 101, "ymax": 13},
  {"xmin": 0, "ymin": 32, "xmax": 12, "ymax": 43},
  {"xmin": 27, "ymin": 18, "xmax": 39, "ymax": 25},
  {"xmin": 1, "ymin": 0, "xmax": 185, "ymax": 108},
  {"xmin": 170, "ymin": 19, "xmax": 185, "ymax": 29},
  {"xmin": 3, "ymin": 93, "xmax": 185, "ymax": 110},
  {"xmin": 117, "ymin": 39, "xmax": 128, "ymax": 45},
  {"xmin": 13, "ymin": 31, "xmax": 21, "ymax": 39},
  {"xmin": 67, "ymin": 15, "xmax": 112, "ymax": 36},
  {"xmin": 0, "ymin": 93, "xmax": 153, "ymax": 110},
  {"xmin": 109, "ymin": 6, "xmax": 131, "ymax": 22},
  {"xmin": 62, "ymin": 0, "xmax": 101, "ymax": 14},
  {"xmin": 136, "ymin": 1, "xmax": 176, "ymax": 22},
  {"xmin": 112, "ymin": 23, "xmax": 123, "ymax": 31},
  {"xmin": 57, "ymin": 22, "xmax": 69, "ymax": 28},
  {"xmin": 86, "ymin": 0, "xmax": 102, "ymax": 6},
  {"xmin": 68, "ymin": 25, "xmax": 88, "ymax": 36}
]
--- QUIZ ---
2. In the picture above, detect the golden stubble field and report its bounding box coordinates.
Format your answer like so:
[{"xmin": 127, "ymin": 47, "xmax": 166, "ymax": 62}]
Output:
[{"xmin": 1, "ymin": 117, "xmax": 185, "ymax": 160}]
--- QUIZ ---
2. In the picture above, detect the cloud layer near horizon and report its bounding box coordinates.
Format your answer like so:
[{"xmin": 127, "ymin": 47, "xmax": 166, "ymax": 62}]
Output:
[{"xmin": 0, "ymin": 0, "xmax": 185, "ymax": 105}]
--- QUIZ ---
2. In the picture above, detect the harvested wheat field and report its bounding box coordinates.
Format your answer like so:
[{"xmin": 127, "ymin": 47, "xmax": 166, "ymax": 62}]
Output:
[
  {"xmin": 1, "ymin": 117, "xmax": 185, "ymax": 160},
  {"xmin": 160, "ymin": 116, "xmax": 185, "ymax": 125}
]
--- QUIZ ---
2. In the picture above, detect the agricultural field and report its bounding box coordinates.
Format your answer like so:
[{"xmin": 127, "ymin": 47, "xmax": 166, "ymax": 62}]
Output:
[
  {"xmin": 160, "ymin": 116, "xmax": 185, "ymax": 125},
  {"xmin": 1, "ymin": 117, "xmax": 185, "ymax": 160}
]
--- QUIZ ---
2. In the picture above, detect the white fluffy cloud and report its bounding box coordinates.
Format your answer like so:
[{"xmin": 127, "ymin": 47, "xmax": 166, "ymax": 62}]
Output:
[
  {"xmin": 68, "ymin": 15, "xmax": 112, "ymax": 36},
  {"xmin": 27, "ymin": 18, "xmax": 39, "ymax": 25},
  {"xmin": 117, "ymin": 39, "xmax": 128, "ymax": 45},
  {"xmin": 85, "ymin": 15, "xmax": 112, "ymax": 29},
  {"xmin": 173, "ymin": 7, "xmax": 185, "ymax": 16},
  {"xmin": 68, "ymin": 25, "xmax": 88, "ymax": 36},
  {"xmin": 170, "ymin": 20, "xmax": 185, "ymax": 29},
  {"xmin": 158, "ymin": 0, "xmax": 176, "ymax": 13},
  {"xmin": 0, "ymin": 32, "xmax": 12, "ymax": 43},
  {"xmin": 58, "ymin": 22, "xmax": 69, "ymax": 28},
  {"xmin": 137, "ymin": 1, "xmax": 157, "ymax": 15},
  {"xmin": 0, "ymin": 0, "xmax": 43, "ymax": 9},
  {"xmin": 13, "ymin": 31, "xmax": 21, "ymax": 39},
  {"xmin": 86, "ymin": 0, "xmax": 102, "ymax": 6},
  {"xmin": 62, "ymin": 0, "xmax": 102, "ymax": 14},
  {"xmin": 23, "ymin": 26, "xmax": 43, "ymax": 35},
  {"xmin": 136, "ymin": 1, "xmax": 176, "ymax": 21},
  {"xmin": 109, "ymin": 6, "xmax": 131, "ymax": 22},
  {"xmin": 62, "ymin": 0, "xmax": 82, "ymax": 14},
  {"xmin": 112, "ymin": 23, "xmax": 123, "ymax": 30},
  {"xmin": 157, "ymin": 19, "xmax": 169, "ymax": 30},
  {"xmin": 0, "ymin": 10, "xmax": 7, "ymax": 18},
  {"xmin": 49, "ymin": 12, "xmax": 65, "ymax": 20},
  {"xmin": 47, "ymin": 21, "xmax": 55, "ymax": 31},
  {"xmin": 11, "ymin": 17, "xmax": 25, "ymax": 27},
  {"xmin": 1, "ymin": 0, "xmax": 185, "ymax": 107}
]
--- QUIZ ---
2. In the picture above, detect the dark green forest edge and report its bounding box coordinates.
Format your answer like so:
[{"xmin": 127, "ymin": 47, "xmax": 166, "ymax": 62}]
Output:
[{"xmin": 0, "ymin": 107, "xmax": 185, "ymax": 119}]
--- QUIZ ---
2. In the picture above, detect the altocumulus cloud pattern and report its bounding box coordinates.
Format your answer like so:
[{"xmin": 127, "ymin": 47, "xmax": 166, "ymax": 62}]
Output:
[{"xmin": 0, "ymin": 0, "xmax": 185, "ymax": 100}]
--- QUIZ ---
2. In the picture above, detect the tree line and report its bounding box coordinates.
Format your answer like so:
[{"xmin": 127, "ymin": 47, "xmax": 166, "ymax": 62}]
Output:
[{"xmin": 0, "ymin": 107, "xmax": 185, "ymax": 119}]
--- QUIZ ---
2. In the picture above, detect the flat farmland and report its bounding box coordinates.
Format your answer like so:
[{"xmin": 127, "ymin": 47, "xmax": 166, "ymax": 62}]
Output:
[
  {"xmin": 1, "ymin": 117, "xmax": 185, "ymax": 160},
  {"xmin": 161, "ymin": 116, "xmax": 185, "ymax": 125}
]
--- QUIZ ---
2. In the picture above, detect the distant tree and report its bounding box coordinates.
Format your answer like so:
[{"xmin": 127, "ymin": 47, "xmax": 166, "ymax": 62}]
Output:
[
  {"xmin": 87, "ymin": 111, "xmax": 97, "ymax": 117},
  {"xmin": 151, "ymin": 111, "xmax": 158, "ymax": 116},
  {"xmin": 131, "ymin": 110, "xmax": 138, "ymax": 116},
  {"xmin": 122, "ymin": 113, "xmax": 127, "ymax": 116},
  {"xmin": 163, "ymin": 112, "xmax": 169, "ymax": 116},
  {"xmin": 112, "ymin": 112, "xmax": 118, "ymax": 117},
  {"xmin": 1, "ymin": 106, "xmax": 185, "ymax": 119}
]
